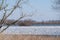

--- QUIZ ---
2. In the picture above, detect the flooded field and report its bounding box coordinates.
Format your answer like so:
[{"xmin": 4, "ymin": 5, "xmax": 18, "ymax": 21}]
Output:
[{"xmin": 0, "ymin": 26, "xmax": 60, "ymax": 35}]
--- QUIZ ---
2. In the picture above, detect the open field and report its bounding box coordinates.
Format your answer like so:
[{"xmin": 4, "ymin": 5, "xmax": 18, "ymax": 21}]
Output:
[
  {"xmin": 0, "ymin": 34, "xmax": 60, "ymax": 40},
  {"xmin": 2, "ymin": 26, "xmax": 60, "ymax": 35}
]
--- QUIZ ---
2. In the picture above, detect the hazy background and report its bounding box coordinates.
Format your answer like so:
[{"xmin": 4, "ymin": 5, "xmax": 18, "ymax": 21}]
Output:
[{"xmin": 0, "ymin": 0, "xmax": 60, "ymax": 22}]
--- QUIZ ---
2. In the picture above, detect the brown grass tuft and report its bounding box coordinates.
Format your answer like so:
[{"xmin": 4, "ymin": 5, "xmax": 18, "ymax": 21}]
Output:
[{"xmin": 0, "ymin": 34, "xmax": 60, "ymax": 40}]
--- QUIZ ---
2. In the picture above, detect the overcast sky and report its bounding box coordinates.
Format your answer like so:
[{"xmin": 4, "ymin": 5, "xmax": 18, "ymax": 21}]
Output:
[{"xmin": 0, "ymin": 0, "xmax": 60, "ymax": 22}]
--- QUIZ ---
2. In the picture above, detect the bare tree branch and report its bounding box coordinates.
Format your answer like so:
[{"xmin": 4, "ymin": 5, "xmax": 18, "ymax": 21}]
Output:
[
  {"xmin": 0, "ymin": 0, "xmax": 24, "ymax": 33},
  {"xmin": 0, "ymin": 25, "xmax": 9, "ymax": 33},
  {"xmin": 0, "ymin": 0, "xmax": 21, "ymax": 26},
  {"xmin": 0, "ymin": 11, "xmax": 32, "ymax": 33},
  {"xmin": 0, "ymin": 0, "xmax": 22, "ymax": 31},
  {"xmin": 1, "ymin": 9, "xmax": 6, "ymax": 23},
  {"xmin": 5, "ymin": 0, "xmax": 21, "ymax": 19},
  {"xmin": 0, "ymin": 0, "xmax": 33, "ymax": 33}
]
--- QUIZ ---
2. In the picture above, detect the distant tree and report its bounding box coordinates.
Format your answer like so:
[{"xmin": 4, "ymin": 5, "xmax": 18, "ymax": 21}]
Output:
[{"xmin": 0, "ymin": 0, "xmax": 32, "ymax": 33}]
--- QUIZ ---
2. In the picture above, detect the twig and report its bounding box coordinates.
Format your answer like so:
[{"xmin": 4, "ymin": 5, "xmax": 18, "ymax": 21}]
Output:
[{"xmin": 0, "ymin": 25, "xmax": 9, "ymax": 33}]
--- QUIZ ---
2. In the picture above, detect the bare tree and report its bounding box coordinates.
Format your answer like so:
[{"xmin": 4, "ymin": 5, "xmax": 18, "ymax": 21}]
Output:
[
  {"xmin": 52, "ymin": 0, "xmax": 60, "ymax": 10},
  {"xmin": 0, "ymin": 0, "xmax": 32, "ymax": 33}
]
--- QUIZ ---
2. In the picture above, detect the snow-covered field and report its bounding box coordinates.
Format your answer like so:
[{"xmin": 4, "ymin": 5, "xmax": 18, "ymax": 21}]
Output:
[{"xmin": 1, "ymin": 26, "xmax": 60, "ymax": 35}]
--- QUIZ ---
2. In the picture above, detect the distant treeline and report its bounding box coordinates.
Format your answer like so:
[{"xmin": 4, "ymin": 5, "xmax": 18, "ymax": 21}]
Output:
[{"xmin": 0, "ymin": 20, "xmax": 60, "ymax": 26}]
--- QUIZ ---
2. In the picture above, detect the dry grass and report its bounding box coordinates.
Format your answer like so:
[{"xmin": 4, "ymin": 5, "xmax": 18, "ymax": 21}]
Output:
[{"xmin": 0, "ymin": 34, "xmax": 60, "ymax": 40}]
